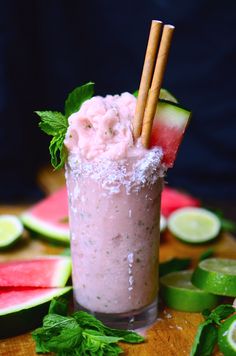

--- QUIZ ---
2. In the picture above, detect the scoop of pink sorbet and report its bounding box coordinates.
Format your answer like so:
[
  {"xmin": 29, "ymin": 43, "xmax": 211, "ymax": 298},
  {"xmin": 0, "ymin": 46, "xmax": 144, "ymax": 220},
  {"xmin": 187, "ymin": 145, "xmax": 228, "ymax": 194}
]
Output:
[{"xmin": 64, "ymin": 92, "xmax": 141, "ymax": 160}]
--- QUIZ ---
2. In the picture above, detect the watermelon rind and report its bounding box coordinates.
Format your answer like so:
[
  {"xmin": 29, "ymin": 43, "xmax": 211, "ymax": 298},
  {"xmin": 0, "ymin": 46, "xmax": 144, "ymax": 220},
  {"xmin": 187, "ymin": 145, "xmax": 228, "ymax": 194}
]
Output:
[
  {"xmin": 133, "ymin": 88, "xmax": 178, "ymax": 104},
  {"xmin": 21, "ymin": 212, "xmax": 70, "ymax": 244},
  {"xmin": 0, "ymin": 286, "xmax": 72, "ymax": 338},
  {"xmin": 0, "ymin": 256, "xmax": 72, "ymax": 288},
  {"xmin": 156, "ymin": 100, "xmax": 191, "ymax": 128},
  {"xmin": 50, "ymin": 256, "xmax": 72, "ymax": 287},
  {"xmin": 159, "ymin": 89, "xmax": 178, "ymax": 103}
]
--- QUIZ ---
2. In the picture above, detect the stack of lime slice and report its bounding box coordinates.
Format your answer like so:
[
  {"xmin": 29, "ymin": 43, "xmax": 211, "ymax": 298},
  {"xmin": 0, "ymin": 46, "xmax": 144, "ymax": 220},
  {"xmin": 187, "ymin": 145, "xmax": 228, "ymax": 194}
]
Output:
[
  {"xmin": 160, "ymin": 270, "xmax": 219, "ymax": 312},
  {"xmin": 160, "ymin": 257, "xmax": 236, "ymax": 313},
  {"xmin": 161, "ymin": 207, "xmax": 235, "ymax": 311},
  {"xmin": 192, "ymin": 258, "xmax": 236, "ymax": 297}
]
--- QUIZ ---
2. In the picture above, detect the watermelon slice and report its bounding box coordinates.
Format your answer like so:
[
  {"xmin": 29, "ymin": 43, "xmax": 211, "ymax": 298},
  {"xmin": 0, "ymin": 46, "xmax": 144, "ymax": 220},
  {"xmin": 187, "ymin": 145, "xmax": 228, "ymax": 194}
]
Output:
[
  {"xmin": 0, "ymin": 256, "xmax": 71, "ymax": 287},
  {"xmin": 150, "ymin": 100, "xmax": 191, "ymax": 167},
  {"xmin": 21, "ymin": 187, "xmax": 70, "ymax": 244},
  {"xmin": 0, "ymin": 286, "xmax": 72, "ymax": 338},
  {"xmin": 161, "ymin": 187, "xmax": 200, "ymax": 218}
]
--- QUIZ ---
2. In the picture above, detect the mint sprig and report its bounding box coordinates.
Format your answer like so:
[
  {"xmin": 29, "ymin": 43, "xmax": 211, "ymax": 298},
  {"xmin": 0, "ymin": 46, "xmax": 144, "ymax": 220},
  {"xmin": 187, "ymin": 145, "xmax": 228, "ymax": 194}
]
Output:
[
  {"xmin": 65, "ymin": 82, "xmax": 94, "ymax": 118},
  {"xmin": 35, "ymin": 82, "xmax": 95, "ymax": 170},
  {"xmin": 32, "ymin": 297, "xmax": 144, "ymax": 355},
  {"xmin": 190, "ymin": 304, "xmax": 235, "ymax": 356}
]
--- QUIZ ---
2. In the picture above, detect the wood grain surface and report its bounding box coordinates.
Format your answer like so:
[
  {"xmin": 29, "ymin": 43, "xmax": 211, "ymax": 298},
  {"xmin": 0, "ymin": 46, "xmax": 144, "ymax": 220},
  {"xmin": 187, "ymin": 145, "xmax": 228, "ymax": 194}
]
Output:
[
  {"xmin": 0, "ymin": 168, "xmax": 235, "ymax": 355},
  {"xmin": 0, "ymin": 226, "xmax": 235, "ymax": 355}
]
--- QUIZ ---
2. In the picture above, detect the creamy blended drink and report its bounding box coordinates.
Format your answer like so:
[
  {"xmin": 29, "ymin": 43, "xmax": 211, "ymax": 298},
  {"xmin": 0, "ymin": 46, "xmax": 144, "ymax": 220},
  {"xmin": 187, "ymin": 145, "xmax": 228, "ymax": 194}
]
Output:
[
  {"xmin": 64, "ymin": 93, "xmax": 165, "ymax": 328},
  {"xmin": 35, "ymin": 21, "xmax": 190, "ymax": 332}
]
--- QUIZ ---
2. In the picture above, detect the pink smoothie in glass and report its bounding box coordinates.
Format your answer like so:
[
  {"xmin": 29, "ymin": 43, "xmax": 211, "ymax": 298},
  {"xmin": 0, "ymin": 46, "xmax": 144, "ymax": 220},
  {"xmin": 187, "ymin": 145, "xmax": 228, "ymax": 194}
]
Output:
[{"xmin": 64, "ymin": 93, "xmax": 165, "ymax": 327}]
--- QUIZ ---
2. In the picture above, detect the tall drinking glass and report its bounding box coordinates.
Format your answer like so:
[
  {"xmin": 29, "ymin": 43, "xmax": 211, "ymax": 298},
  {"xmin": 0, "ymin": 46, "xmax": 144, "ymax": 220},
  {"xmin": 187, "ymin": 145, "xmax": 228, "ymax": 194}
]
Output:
[{"xmin": 65, "ymin": 151, "xmax": 163, "ymax": 329}]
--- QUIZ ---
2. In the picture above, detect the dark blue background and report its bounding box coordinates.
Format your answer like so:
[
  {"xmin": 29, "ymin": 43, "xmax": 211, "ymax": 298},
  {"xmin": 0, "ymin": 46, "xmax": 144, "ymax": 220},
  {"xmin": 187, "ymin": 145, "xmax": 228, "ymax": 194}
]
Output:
[{"xmin": 0, "ymin": 0, "xmax": 236, "ymax": 204}]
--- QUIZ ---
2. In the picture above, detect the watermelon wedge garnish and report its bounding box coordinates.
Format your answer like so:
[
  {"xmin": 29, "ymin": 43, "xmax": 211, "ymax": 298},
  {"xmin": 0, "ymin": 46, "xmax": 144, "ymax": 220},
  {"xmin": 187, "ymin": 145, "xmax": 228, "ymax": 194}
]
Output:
[
  {"xmin": 0, "ymin": 286, "xmax": 72, "ymax": 338},
  {"xmin": 0, "ymin": 287, "xmax": 71, "ymax": 315},
  {"xmin": 150, "ymin": 100, "xmax": 191, "ymax": 167},
  {"xmin": 21, "ymin": 186, "xmax": 69, "ymax": 244},
  {"xmin": 0, "ymin": 256, "xmax": 71, "ymax": 287},
  {"xmin": 161, "ymin": 187, "xmax": 200, "ymax": 218}
]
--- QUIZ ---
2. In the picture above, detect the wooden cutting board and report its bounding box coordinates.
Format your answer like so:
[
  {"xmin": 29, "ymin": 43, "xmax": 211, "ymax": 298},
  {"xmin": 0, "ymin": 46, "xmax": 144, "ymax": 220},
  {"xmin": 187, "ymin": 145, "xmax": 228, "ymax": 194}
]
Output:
[{"xmin": 0, "ymin": 217, "xmax": 235, "ymax": 356}]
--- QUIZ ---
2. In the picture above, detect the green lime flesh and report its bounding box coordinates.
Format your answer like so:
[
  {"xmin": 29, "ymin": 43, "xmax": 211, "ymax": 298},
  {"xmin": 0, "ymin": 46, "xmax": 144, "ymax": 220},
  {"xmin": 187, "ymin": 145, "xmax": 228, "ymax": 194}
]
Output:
[
  {"xmin": 168, "ymin": 208, "xmax": 221, "ymax": 244},
  {"xmin": 192, "ymin": 258, "xmax": 236, "ymax": 297},
  {"xmin": 160, "ymin": 270, "xmax": 219, "ymax": 312},
  {"xmin": 0, "ymin": 215, "xmax": 23, "ymax": 248},
  {"xmin": 218, "ymin": 314, "xmax": 236, "ymax": 356}
]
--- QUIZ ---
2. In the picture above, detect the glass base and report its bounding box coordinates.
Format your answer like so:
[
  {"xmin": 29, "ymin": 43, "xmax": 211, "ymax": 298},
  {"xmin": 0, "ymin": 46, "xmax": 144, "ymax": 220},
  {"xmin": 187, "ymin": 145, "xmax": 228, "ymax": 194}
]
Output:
[{"xmin": 74, "ymin": 298, "xmax": 158, "ymax": 330}]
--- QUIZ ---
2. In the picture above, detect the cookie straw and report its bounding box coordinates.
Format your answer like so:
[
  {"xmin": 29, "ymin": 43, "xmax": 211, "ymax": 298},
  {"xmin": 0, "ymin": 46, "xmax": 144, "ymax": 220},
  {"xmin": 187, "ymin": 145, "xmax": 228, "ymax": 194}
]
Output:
[
  {"xmin": 141, "ymin": 24, "xmax": 175, "ymax": 148},
  {"xmin": 133, "ymin": 20, "xmax": 163, "ymax": 139}
]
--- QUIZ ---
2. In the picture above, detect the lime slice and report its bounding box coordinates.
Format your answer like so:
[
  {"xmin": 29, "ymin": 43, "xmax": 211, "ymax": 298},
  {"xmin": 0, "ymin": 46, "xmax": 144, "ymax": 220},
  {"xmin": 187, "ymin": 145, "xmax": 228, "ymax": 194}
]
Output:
[
  {"xmin": 218, "ymin": 313, "xmax": 236, "ymax": 356},
  {"xmin": 167, "ymin": 207, "xmax": 221, "ymax": 243},
  {"xmin": 160, "ymin": 270, "xmax": 219, "ymax": 312},
  {"xmin": 0, "ymin": 215, "xmax": 23, "ymax": 248},
  {"xmin": 191, "ymin": 258, "xmax": 236, "ymax": 297},
  {"xmin": 160, "ymin": 214, "xmax": 167, "ymax": 233}
]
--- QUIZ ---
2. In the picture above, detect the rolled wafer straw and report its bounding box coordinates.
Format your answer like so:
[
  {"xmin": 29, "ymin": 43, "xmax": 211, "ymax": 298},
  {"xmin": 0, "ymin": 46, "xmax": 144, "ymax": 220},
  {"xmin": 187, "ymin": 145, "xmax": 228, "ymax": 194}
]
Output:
[
  {"xmin": 141, "ymin": 24, "xmax": 175, "ymax": 148},
  {"xmin": 133, "ymin": 20, "xmax": 163, "ymax": 139}
]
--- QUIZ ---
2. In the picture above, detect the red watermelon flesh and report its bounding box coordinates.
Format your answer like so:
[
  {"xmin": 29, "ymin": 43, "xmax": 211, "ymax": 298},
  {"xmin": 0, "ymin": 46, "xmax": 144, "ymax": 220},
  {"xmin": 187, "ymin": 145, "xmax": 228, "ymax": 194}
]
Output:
[
  {"xmin": 21, "ymin": 186, "xmax": 70, "ymax": 243},
  {"xmin": 0, "ymin": 286, "xmax": 72, "ymax": 315},
  {"xmin": 0, "ymin": 256, "xmax": 71, "ymax": 288},
  {"xmin": 150, "ymin": 101, "xmax": 191, "ymax": 167},
  {"xmin": 161, "ymin": 187, "xmax": 200, "ymax": 217},
  {"xmin": 151, "ymin": 121, "xmax": 185, "ymax": 167}
]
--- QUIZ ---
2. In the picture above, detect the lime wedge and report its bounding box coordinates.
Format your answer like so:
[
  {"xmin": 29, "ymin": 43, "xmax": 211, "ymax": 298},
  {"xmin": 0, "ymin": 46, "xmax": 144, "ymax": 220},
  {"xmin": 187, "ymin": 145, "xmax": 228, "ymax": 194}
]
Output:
[
  {"xmin": 191, "ymin": 258, "xmax": 236, "ymax": 297},
  {"xmin": 218, "ymin": 313, "xmax": 236, "ymax": 356},
  {"xmin": 160, "ymin": 214, "xmax": 167, "ymax": 233},
  {"xmin": 167, "ymin": 207, "xmax": 221, "ymax": 243},
  {"xmin": 160, "ymin": 270, "xmax": 219, "ymax": 312},
  {"xmin": 0, "ymin": 215, "xmax": 23, "ymax": 248},
  {"xmin": 159, "ymin": 88, "xmax": 178, "ymax": 103}
]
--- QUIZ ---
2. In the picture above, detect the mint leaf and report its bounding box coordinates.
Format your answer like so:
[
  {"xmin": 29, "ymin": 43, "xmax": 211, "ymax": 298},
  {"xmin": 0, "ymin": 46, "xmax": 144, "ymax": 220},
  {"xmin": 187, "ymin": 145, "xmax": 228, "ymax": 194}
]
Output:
[
  {"xmin": 82, "ymin": 329, "xmax": 123, "ymax": 355},
  {"xmin": 65, "ymin": 82, "xmax": 94, "ymax": 118},
  {"xmin": 220, "ymin": 217, "xmax": 236, "ymax": 233},
  {"xmin": 73, "ymin": 310, "xmax": 145, "ymax": 343},
  {"xmin": 32, "ymin": 299, "xmax": 144, "ymax": 355},
  {"xmin": 190, "ymin": 320, "xmax": 217, "ymax": 356},
  {"xmin": 83, "ymin": 329, "xmax": 122, "ymax": 344},
  {"xmin": 207, "ymin": 208, "xmax": 236, "ymax": 233},
  {"xmin": 35, "ymin": 110, "xmax": 68, "ymax": 169},
  {"xmin": 159, "ymin": 257, "xmax": 191, "ymax": 277},
  {"xmin": 202, "ymin": 308, "xmax": 211, "ymax": 320},
  {"xmin": 36, "ymin": 111, "xmax": 68, "ymax": 136},
  {"xmin": 48, "ymin": 297, "xmax": 69, "ymax": 316},
  {"xmin": 72, "ymin": 310, "xmax": 105, "ymax": 333},
  {"xmin": 49, "ymin": 134, "xmax": 67, "ymax": 169},
  {"xmin": 41, "ymin": 314, "xmax": 77, "ymax": 330},
  {"xmin": 103, "ymin": 326, "xmax": 145, "ymax": 343},
  {"xmin": 36, "ymin": 82, "xmax": 95, "ymax": 170},
  {"xmin": 205, "ymin": 304, "xmax": 235, "ymax": 326},
  {"xmin": 199, "ymin": 248, "xmax": 214, "ymax": 262},
  {"xmin": 32, "ymin": 314, "xmax": 81, "ymax": 353},
  {"xmin": 133, "ymin": 90, "xmax": 138, "ymax": 97}
]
